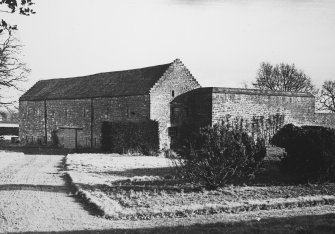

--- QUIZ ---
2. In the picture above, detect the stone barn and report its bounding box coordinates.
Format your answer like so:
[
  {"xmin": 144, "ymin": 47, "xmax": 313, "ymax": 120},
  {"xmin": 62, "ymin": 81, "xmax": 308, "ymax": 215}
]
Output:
[
  {"xmin": 20, "ymin": 58, "xmax": 335, "ymax": 150},
  {"xmin": 19, "ymin": 59, "xmax": 200, "ymax": 149}
]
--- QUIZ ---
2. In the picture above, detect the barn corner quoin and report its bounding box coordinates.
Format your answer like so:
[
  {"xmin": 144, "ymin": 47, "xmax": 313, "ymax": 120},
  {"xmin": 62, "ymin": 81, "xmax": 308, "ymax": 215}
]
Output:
[{"xmin": 18, "ymin": 59, "xmax": 335, "ymax": 150}]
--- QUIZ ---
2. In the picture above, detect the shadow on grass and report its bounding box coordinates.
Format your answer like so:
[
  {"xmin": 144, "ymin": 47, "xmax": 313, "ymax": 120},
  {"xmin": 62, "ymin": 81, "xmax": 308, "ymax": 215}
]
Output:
[
  {"xmin": 84, "ymin": 166, "xmax": 197, "ymax": 193},
  {"xmin": 91, "ymin": 160, "xmax": 301, "ymax": 190},
  {"xmin": 95, "ymin": 167, "xmax": 175, "ymax": 178},
  {"xmin": 77, "ymin": 160, "xmax": 324, "ymax": 195},
  {"xmin": 8, "ymin": 213, "xmax": 335, "ymax": 234}
]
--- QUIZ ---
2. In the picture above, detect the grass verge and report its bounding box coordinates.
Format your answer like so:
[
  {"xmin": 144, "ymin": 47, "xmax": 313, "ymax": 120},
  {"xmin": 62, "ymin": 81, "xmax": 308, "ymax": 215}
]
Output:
[{"xmin": 64, "ymin": 150, "xmax": 335, "ymax": 220}]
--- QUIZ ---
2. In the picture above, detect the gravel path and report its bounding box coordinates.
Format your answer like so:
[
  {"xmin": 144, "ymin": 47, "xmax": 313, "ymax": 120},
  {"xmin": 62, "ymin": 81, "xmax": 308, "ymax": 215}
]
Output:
[
  {"xmin": 0, "ymin": 151, "xmax": 335, "ymax": 233},
  {"xmin": 0, "ymin": 152, "xmax": 116, "ymax": 233}
]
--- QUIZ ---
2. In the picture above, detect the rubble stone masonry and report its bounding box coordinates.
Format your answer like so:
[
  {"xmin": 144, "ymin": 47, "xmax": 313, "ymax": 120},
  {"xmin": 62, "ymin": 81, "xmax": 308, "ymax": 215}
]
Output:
[
  {"xmin": 19, "ymin": 95, "xmax": 150, "ymax": 148},
  {"xmin": 150, "ymin": 59, "xmax": 200, "ymax": 149},
  {"xmin": 171, "ymin": 87, "xmax": 335, "ymax": 135}
]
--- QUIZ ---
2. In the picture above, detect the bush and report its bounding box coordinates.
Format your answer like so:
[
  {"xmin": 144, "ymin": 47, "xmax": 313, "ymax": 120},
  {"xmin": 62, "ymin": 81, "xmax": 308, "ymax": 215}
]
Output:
[
  {"xmin": 101, "ymin": 120, "xmax": 159, "ymax": 155},
  {"xmin": 173, "ymin": 123, "xmax": 266, "ymax": 189},
  {"xmin": 271, "ymin": 124, "xmax": 335, "ymax": 182}
]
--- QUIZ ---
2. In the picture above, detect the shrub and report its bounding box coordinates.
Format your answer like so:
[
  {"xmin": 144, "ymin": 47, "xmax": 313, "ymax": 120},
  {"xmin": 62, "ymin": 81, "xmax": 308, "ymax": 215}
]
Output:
[
  {"xmin": 101, "ymin": 120, "xmax": 159, "ymax": 155},
  {"xmin": 173, "ymin": 123, "xmax": 266, "ymax": 189},
  {"xmin": 219, "ymin": 114, "xmax": 285, "ymax": 143},
  {"xmin": 271, "ymin": 124, "xmax": 335, "ymax": 182}
]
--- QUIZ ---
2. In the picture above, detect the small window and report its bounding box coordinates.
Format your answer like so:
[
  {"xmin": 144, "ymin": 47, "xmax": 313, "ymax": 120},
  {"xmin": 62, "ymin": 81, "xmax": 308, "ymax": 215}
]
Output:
[
  {"xmin": 172, "ymin": 90, "xmax": 175, "ymax": 97},
  {"xmin": 83, "ymin": 108, "xmax": 86, "ymax": 117},
  {"xmin": 65, "ymin": 108, "xmax": 68, "ymax": 118}
]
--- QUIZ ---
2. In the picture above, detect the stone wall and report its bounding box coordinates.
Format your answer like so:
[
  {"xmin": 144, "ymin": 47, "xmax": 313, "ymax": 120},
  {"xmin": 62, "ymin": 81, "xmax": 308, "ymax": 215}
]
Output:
[
  {"xmin": 19, "ymin": 95, "xmax": 150, "ymax": 148},
  {"xmin": 150, "ymin": 59, "xmax": 200, "ymax": 149},
  {"xmin": 313, "ymin": 113, "xmax": 335, "ymax": 129},
  {"xmin": 169, "ymin": 87, "xmax": 331, "ymax": 144},
  {"xmin": 211, "ymin": 88, "xmax": 316, "ymax": 127},
  {"xmin": 45, "ymin": 99, "xmax": 92, "ymax": 147},
  {"xmin": 19, "ymin": 100, "xmax": 46, "ymax": 143},
  {"xmin": 92, "ymin": 95, "xmax": 150, "ymax": 148}
]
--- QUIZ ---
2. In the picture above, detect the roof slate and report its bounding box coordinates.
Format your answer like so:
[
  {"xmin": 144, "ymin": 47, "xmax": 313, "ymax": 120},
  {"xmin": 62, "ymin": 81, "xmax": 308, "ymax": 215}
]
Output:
[{"xmin": 20, "ymin": 63, "xmax": 172, "ymax": 101}]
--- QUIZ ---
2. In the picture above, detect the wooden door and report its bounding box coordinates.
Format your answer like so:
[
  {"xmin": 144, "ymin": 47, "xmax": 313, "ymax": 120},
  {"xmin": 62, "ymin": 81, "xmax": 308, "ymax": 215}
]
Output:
[{"xmin": 63, "ymin": 129, "xmax": 76, "ymax": 149}]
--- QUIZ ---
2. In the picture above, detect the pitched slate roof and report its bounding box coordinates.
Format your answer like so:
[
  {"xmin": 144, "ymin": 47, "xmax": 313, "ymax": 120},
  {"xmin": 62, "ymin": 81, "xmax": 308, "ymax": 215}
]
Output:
[{"xmin": 20, "ymin": 63, "xmax": 172, "ymax": 101}]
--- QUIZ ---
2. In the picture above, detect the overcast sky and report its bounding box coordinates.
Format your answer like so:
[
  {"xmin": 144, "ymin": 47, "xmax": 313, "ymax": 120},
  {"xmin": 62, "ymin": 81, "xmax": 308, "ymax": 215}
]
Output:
[{"xmin": 2, "ymin": 0, "xmax": 335, "ymax": 100}]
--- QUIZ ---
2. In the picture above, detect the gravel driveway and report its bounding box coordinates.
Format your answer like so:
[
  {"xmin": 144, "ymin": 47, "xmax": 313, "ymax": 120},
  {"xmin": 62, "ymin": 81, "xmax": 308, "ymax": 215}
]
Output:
[
  {"xmin": 0, "ymin": 152, "xmax": 117, "ymax": 233},
  {"xmin": 1, "ymin": 151, "xmax": 335, "ymax": 233}
]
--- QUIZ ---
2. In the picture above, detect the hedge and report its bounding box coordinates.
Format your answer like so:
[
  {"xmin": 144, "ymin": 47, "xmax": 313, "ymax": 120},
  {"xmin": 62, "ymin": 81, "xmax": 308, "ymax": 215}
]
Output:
[
  {"xmin": 101, "ymin": 120, "xmax": 159, "ymax": 155},
  {"xmin": 271, "ymin": 124, "xmax": 335, "ymax": 182}
]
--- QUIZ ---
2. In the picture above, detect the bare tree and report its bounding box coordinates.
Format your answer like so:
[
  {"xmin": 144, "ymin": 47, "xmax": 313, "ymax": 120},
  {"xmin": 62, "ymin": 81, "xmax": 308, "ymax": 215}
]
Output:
[
  {"xmin": 317, "ymin": 80, "xmax": 335, "ymax": 113},
  {"xmin": 253, "ymin": 62, "xmax": 315, "ymax": 94},
  {"xmin": 0, "ymin": 28, "xmax": 30, "ymax": 106},
  {"xmin": 0, "ymin": 0, "xmax": 35, "ymax": 31}
]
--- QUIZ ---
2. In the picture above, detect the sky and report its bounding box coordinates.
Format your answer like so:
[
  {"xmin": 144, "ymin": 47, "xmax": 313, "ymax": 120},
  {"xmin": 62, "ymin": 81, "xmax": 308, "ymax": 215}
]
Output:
[{"xmin": 1, "ymin": 0, "xmax": 335, "ymax": 102}]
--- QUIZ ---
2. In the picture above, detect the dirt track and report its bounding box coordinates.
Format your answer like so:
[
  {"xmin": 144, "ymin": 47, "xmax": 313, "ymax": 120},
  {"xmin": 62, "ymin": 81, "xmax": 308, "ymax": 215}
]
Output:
[
  {"xmin": 1, "ymin": 151, "xmax": 335, "ymax": 233},
  {"xmin": 0, "ymin": 152, "xmax": 112, "ymax": 232}
]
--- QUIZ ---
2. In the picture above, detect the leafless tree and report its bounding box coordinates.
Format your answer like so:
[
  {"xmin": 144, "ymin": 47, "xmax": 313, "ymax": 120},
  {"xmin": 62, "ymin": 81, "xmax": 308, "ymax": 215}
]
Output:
[
  {"xmin": 0, "ymin": 28, "xmax": 30, "ymax": 106},
  {"xmin": 317, "ymin": 80, "xmax": 335, "ymax": 113},
  {"xmin": 0, "ymin": 0, "xmax": 35, "ymax": 31},
  {"xmin": 253, "ymin": 62, "xmax": 316, "ymax": 94}
]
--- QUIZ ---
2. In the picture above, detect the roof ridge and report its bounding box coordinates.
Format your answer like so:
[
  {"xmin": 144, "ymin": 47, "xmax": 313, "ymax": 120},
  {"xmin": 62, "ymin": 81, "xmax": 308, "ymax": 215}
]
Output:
[
  {"xmin": 20, "ymin": 61, "xmax": 173, "ymax": 101},
  {"xmin": 36, "ymin": 62, "xmax": 173, "ymax": 82}
]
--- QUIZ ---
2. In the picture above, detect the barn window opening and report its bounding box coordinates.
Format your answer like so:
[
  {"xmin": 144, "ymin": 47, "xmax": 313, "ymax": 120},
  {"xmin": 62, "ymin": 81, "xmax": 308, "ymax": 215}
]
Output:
[
  {"xmin": 172, "ymin": 90, "xmax": 175, "ymax": 97},
  {"xmin": 65, "ymin": 108, "xmax": 68, "ymax": 119}
]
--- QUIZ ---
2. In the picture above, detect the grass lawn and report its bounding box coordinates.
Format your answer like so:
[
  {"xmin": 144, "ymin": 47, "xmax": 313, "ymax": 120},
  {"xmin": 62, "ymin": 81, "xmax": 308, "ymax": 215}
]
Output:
[{"xmin": 65, "ymin": 148, "xmax": 335, "ymax": 220}]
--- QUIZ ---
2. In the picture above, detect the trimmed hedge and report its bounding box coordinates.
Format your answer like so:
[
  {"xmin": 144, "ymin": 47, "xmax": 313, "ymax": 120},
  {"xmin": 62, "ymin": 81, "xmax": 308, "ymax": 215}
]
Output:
[
  {"xmin": 101, "ymin": 120, "xmax": 159, "ymax": 155},
  {"xmin": 271, "ymin": 124, "xmax": 335, "ymax": 182}
]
